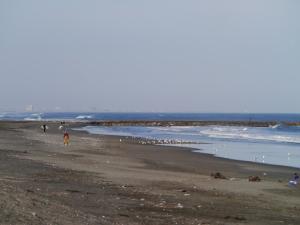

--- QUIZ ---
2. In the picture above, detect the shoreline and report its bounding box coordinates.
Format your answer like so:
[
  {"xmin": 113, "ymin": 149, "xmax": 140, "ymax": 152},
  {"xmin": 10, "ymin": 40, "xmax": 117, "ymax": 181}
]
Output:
[
  {"xmin": 71, "ymin": 126, "xmax": 300, "ymax": 181},
  {"xmin": 3, "ymin": 120, "xmax": 300, "ymax": 171},
  {"xmin": 75, "ymin": 125, "xmax": 300, "ymax": 170},
  {"xmin": 78, "ymin": 130, "xmax": 300, "ymax": 171}
]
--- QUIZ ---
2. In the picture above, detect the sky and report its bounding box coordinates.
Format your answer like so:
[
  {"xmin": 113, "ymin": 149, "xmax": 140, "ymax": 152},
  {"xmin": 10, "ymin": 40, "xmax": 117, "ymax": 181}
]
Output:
[{"xmin": 0, "ymin": 0, "xmax": 299, "ymax": 113}]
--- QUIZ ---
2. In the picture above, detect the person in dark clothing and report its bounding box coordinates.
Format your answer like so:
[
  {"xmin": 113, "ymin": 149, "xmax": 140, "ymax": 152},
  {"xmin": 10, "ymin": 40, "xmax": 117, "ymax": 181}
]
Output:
[{"xmin": 42, "ymin": 124, "xmax": 47, "ymax": 133}]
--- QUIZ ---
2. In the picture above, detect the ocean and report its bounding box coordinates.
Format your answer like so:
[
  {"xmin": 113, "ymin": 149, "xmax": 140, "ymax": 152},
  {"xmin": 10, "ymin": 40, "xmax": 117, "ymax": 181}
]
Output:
[
  {"xmin": 1, "ymin": 112, "xmax": 300, "ymax": 168},
  {"xmin": 0, "ymin": 112, "xmax": 300, "ymax": 122}
]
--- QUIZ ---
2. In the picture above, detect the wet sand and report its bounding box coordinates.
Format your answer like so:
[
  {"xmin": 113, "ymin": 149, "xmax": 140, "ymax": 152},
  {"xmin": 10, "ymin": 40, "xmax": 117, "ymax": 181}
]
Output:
[{"xmin": 0, "ymin": 121, "xmax": 300, "ymax": 225}]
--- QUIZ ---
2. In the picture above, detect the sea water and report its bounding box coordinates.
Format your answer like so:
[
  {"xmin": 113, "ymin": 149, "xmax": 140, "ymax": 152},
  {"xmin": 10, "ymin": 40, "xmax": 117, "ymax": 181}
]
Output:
[
  {"xmin": 77, "ymin": 125, "xmax": 300, "ymax": 168},
  {"xmin": 1, "ymin": 112, "xmax": 300, "ymax": 168},
  {"xmin": 1, "ymin": 112, "xmax": 300, "ymax": 122}
]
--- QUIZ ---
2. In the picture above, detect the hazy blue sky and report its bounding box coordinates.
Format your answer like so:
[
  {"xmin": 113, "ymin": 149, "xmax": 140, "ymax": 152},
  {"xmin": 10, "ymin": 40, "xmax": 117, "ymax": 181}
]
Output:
[{"xmin": 1, "ymin": 0, "xmax": 299, "ymax": 112}]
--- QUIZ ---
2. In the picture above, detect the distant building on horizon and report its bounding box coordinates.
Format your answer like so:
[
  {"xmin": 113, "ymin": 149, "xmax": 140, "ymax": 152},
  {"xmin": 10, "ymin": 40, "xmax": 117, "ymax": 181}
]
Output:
[{"xmin": 25, "ymin": 105, "xmax": 34, "ymax": 112}]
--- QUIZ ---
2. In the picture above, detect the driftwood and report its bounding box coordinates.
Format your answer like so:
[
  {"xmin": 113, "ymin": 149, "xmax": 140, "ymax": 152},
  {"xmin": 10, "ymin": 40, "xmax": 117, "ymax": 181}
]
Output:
[
  {"xmin": 248, "ymin": 176, "xmax": 261, "ymax": 182},
  {"xmin": 211, "ymin": 172, "xmax": 227, "ymax": 179}
]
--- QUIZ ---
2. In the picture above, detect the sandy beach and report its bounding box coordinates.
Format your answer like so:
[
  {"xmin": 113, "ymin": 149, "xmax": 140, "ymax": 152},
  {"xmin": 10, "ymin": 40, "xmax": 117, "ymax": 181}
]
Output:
[{"xmin": 0, "ymin": 121, "xmax": 300, "ymax": 225}]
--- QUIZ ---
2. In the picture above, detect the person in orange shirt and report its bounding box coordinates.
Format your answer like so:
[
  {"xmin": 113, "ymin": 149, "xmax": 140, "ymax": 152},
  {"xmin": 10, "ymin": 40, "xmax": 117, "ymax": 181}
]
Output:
[{"xmin": 63, "ymin": 130, "xmax": 70, "ymax": 146}]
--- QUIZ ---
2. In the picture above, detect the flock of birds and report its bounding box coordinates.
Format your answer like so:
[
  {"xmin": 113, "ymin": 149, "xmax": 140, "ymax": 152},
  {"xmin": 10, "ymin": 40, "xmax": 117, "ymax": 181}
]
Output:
[
  {"xmin": 120, "ymin": 136, "xmax": 294, "ymax": 165},
  {"xmin": 119, "ymin": 136, "xmax": 198, "ymax": 145}
]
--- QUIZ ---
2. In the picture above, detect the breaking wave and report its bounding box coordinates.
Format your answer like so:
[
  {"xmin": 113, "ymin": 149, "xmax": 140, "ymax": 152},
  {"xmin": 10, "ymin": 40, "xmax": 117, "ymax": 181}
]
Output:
[
  {"xmin": 75, "ymin": 115, "xmax": 93, "ymax": 120},
  {"xmin": 79, "ymin": 125, "xmax": 300, "ymax": 145},
  {"xmin": 24, "ymin": 113, "xmax": 43, "ymax": 121},
  {"xmin": 199, "ymin": 126, "xmax": 300, "ymax": 144}
]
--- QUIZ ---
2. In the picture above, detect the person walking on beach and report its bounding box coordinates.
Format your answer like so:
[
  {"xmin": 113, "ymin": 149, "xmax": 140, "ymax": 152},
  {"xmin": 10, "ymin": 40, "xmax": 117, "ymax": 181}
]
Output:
[
  {"xmin": 63, "ymin": 130, "xmax": 70, "ymax": 146},
  {"xmin": 42, "ymin": 124, "xmax": 47, "ymax": 133}
]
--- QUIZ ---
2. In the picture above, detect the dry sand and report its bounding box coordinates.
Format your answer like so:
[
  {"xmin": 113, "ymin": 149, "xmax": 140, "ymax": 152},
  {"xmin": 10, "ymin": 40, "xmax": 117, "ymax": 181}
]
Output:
[{"xmin": 0, "ymin": 121, "xmax": 300, "ymax": 225}]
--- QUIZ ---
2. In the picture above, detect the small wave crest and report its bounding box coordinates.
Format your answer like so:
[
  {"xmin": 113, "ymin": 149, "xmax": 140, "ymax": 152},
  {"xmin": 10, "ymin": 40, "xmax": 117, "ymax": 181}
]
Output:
[
  {"xmin": 76, "ymin": 115, "xmax": 93, "ymax": 120},
  {"xmin": 200, "ymin": 126, "xmax": 300, "ymax": 144},
  {"xmin": 24, "ymin": 113, "xmax": 42, "ymax": 121},
  {"xmin": 270, "ymin": 123, "xmax": 300, "ymax": 133},
  {"xmin": 24, "ymin": 118, "xmax": 41, "ymax": 121}
]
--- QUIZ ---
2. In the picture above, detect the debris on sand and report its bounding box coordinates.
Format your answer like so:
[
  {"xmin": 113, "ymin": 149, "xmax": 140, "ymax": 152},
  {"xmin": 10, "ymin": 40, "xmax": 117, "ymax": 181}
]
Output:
[
  {"xmin": 248, "ymin": 176, "xmax": 261, "ymax": 182},
  {"xmin": 176, "ymin": 203, "xmax": 184, "ymax": 209},
  {"xmin": 211, "ymin": 172, "xmax": 227, "ymax": 179},
  {"xmin": 26, "ymin": 189, "xmax": 34, "ymax": 193},
  {"xmin": 65, "ymin": 189, "xmax": 81, "ymax": 193},
  {"xmin": 224, "ymin": 215, "xmax": 246, "ymax": 221},
  {"xmin": 289, "ymin": 180, "xmax": 298, "ymax": 186},
  {"xmin": 288, "ymin": 173, "xmax": 299, "ymax": 186}
]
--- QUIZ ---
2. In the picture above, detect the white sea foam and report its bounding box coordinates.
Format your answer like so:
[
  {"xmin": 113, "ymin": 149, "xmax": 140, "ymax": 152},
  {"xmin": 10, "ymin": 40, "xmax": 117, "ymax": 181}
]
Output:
[
  {"xmin": 199, "ymin": 126, "xmax": 300, "ymax": 144},
  {"xmin": 24, "ymin": 116, "xmax": 42, "ymax": 121},
  {"xmin": 79, "ymin": 125, "xmax": 300, "ymax": 145},
  {"xmin": 270, "ymin": 124, "xmax": 281, "ymax": 129},
  {"xmin": 23, "ymin": 113, "xmax": 43, "ymax": 121},
  {"xmin": 30, "ymin": 113, "xmax": 40, "ymax": 116},
  {"xmin": 76, "ymin": 115, "xmax": 93, "ymax": 119}
]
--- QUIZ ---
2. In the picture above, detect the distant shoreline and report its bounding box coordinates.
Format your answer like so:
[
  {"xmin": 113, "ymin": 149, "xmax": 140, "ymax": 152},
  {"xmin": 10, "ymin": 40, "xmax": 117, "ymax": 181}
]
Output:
[
  {"xmin": 3, "ymin": 119, "xmax": 300, "ymax": 127},
  {"xmin": 87, "ymin": 120, "xmax": 300, "ymax": 127},
  {"xmin": 1, "ymin": 112, "xmax": 300, "ymax": 124}
]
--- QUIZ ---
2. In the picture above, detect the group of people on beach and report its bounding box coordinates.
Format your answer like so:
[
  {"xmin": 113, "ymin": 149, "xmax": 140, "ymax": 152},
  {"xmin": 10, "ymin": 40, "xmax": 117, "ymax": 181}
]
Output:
[{"xmin": 41, "ymin": 123, "xmax": 70, "ymax": 146}]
